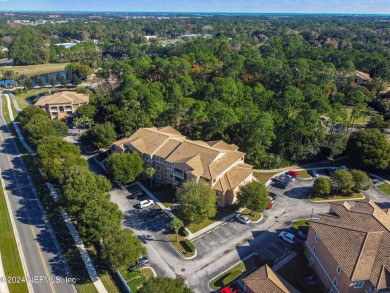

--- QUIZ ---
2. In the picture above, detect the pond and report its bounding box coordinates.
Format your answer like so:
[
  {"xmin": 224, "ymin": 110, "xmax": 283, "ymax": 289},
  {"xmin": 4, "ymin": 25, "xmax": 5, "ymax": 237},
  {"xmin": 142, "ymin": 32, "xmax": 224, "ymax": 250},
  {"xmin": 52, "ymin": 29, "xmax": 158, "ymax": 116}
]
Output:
[{"xmin": 0, "ymin": 71, "xmax": 67, "ymax": 87}]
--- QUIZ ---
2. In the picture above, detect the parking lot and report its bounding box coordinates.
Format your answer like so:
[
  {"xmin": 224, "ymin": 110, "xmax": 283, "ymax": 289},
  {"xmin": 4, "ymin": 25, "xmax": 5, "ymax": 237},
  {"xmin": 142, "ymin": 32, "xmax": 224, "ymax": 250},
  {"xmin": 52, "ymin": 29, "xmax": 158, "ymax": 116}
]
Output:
[
  {"xmin": 118, "ymin": 185, "xmax": 172, "ymax": 237},
  {"xmin": 192, "ymin": 218, "xmax": 254, "ymax": 255},
  {"xmin": 258, "ymin": 238, "xmax": 292, "ymax": 263}
]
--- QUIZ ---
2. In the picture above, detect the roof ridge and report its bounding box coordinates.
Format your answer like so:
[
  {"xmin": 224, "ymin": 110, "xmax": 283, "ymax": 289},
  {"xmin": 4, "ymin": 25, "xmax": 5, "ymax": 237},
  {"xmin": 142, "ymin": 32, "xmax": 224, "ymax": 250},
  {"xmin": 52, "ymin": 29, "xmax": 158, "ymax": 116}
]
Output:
[{"xmin": 351, "ymin": 231, "xmax": 383, "ymax": 280}]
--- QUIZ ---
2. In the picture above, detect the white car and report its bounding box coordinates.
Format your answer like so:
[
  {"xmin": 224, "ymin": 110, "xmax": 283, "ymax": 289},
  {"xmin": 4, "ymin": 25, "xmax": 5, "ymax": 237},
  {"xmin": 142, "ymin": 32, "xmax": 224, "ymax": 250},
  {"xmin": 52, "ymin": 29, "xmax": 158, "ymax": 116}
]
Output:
[
  {"xmin": 235, "ymin": 214, "xmax": 250, "ymax": 224},
  {"xmin": 138, "ymin": 199, "xmax": 154, "ymax": 209},
  {"xmin": 279, "ymin": 231, "xmax": 296, "ymax": 244}
]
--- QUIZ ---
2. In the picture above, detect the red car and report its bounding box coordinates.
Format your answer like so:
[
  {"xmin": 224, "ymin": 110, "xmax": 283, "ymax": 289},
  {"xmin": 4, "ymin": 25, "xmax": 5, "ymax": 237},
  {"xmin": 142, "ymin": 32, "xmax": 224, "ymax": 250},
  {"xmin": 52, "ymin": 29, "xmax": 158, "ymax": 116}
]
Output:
[
  {"xmin": 220, "ymin": 285, "xmax": 239, "ymax": 293},
  {"xmin": 287, "ymin": 170, "xmax": 299, "ymax": 177}
]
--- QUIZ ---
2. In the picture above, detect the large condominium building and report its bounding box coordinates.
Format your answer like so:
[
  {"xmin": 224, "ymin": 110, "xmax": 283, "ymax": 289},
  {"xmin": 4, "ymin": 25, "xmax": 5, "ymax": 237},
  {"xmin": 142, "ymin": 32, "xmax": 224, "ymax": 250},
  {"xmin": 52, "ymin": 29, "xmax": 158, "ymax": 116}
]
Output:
[
  {"xmin": 34, "ymin": 91, "xmax": 89, "ymax": 121},
  {"xmin": 305, "ymin": 200, "xmax": 390, "ymax": 293},
  {"xmin": 111, "ymin": 126, "xmax": 254, "ymax": 207}
]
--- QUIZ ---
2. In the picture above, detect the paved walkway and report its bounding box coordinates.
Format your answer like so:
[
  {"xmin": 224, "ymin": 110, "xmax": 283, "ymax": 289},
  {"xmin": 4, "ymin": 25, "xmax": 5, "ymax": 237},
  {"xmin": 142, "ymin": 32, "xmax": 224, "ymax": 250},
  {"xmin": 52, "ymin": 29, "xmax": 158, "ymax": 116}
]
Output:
[
  {"xmin": 0, "ymin": 252, "xmax": 10, "ymax": 293},
  {"xmin": 8, "ymin": 94, "xmax": 108, "ymax": 293}
]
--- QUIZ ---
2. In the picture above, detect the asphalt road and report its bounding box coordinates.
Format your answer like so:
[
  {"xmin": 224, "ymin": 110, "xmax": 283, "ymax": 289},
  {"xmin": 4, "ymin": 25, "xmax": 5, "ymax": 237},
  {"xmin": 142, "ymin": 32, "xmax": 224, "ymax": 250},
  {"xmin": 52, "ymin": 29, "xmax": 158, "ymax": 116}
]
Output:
[{"xmin": 0, "ymin": 95, "xmax": 76, "ymax": 293}]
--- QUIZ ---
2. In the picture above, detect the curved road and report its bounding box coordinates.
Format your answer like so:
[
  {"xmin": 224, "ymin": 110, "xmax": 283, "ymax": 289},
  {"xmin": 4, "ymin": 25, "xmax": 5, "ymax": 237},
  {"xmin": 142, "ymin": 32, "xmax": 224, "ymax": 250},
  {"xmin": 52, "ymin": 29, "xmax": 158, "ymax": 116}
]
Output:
[{"xmin": 0, "ymin": 94, "xmax": 76, "ymax": 293}]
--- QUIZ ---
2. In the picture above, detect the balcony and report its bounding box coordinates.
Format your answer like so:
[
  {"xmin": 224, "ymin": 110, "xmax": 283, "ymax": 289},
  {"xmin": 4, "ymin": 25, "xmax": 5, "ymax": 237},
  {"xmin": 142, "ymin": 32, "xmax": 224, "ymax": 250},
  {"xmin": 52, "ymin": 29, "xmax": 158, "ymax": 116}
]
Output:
[
  {"xmin": 174, "ymin": 170, "xmax": 184, "ymax": 179},
  {"xmin": 50, "ymin": 108, "xmax": 58, "ymax": 113}
]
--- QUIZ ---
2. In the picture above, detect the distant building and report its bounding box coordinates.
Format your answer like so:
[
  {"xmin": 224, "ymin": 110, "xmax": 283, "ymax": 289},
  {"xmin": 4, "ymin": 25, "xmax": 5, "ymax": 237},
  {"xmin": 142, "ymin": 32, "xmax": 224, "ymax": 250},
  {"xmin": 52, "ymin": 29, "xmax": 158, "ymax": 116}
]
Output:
[
  {"xmin": 111, "ymin": 127, "xmax": 253, "ymax": 207},
  {"xmin": 34, "ymin": 91, "xmax": 89, "ymax": 121},
  {"xmin": 305, "ymin": 200, "xmax": 390, "ymax": 293},
  {"xmin": 355, "ymin": 70, "xmax": 372, "ymax": 85},
  {"xmin": 145, "ymin": 35, "xmax": 158, "ymax": 41},
  {"xmin": 243, "ymin": 265, "xmax": 289, "ymax": 293}
]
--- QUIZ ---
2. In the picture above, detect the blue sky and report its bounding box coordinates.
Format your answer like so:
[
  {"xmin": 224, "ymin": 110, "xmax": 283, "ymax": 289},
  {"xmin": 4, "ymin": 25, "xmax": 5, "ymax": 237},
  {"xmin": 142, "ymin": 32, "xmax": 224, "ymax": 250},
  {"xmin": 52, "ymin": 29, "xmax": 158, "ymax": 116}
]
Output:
[{"xmin": 1, "ymin": 0, "xmax": 389, "ymax": 14}]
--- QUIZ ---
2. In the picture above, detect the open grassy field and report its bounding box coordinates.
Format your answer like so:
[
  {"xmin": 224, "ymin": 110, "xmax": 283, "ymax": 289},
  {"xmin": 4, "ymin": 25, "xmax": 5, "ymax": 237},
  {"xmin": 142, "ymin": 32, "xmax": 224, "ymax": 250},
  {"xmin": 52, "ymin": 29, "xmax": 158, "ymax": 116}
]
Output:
[
  {"xmin": 0, "ymin": 63, "xmax": 69, "ymax": 78},
  {"xmin": 346, "ymin": 107, "xmax": 374, "ymax": 125},
  {"xmin": 0, "ymin": 179, "xmax": 28, "ymax": 293}
]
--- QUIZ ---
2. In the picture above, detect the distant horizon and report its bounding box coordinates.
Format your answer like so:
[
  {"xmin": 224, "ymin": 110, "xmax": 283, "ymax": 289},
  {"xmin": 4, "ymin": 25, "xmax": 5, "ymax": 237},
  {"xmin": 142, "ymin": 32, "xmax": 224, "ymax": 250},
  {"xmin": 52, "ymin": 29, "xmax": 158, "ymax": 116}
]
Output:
[
  {"xmin": 1, "ymin": 11, "xmax": 390, "ymax": 16},
  {"xmin": 1, "ymin": 0, "xmax": 389, "ymax": 15}
]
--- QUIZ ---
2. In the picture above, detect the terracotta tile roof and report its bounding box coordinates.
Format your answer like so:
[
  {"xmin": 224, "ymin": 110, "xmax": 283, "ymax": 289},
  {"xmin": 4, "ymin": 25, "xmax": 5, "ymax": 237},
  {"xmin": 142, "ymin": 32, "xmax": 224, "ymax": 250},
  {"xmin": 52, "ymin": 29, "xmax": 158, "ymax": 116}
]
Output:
[
  {"xmin": 112, "ymin": 126, "xmax": 253, "ymax": 186},
  {"xmin": 356, "ymin": 70, "xmax": 372, "ymax": 81},
  {"xmin": 207, "ymin": 140, "xmax": 239, "ymax": 151},
  {"xmin": 243, "ymin": 265, "xmax": 289, "ymax": 293},
  {"xmin": 309, "ymin": 200, "xmax": 390, "ymax": 288},
  {"xmin": 34, "ymin": 91, "xmax": 89, "ymax": 106}
]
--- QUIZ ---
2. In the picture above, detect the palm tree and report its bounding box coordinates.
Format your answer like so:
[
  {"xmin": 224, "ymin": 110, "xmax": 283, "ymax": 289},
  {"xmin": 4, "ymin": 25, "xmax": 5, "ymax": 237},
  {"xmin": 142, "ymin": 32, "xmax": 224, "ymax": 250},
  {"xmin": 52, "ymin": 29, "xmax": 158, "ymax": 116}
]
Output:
[
  {"xmin": 170, "ymin": 218, "xmax": 184, "ymax": 242},
  {"xmin": 144, "ymin": 167, "xmax": 156, "ymax": 188}
]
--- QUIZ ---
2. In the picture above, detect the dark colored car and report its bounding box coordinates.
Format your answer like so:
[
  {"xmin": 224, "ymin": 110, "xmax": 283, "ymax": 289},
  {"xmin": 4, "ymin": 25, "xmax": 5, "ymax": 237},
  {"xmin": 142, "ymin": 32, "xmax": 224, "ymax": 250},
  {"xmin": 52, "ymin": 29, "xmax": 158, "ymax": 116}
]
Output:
[
  {"xmin": 269, "ymin": 192, "xmax": 278, "ymax": 200},
  {"xmin": 308, "ymin": 170, "xmax": 319, "ymax": 178},
  {"xmin": 288, "ymin": 227, "xmax": 307, "ymax": 240},
  {"xmin": 147, "ymin": 209, "xmax": 163, "ymax": 218},
  {"xmin": 128, "ymin": 256, "xmax": 149, "ymax": 271}
]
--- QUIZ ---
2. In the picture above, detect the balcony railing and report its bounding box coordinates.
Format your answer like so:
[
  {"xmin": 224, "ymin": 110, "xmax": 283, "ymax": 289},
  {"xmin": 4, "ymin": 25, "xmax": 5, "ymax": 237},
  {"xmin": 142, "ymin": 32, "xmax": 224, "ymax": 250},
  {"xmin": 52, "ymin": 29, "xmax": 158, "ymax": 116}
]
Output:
[
  {"xmin": 174, "ymin": 170, "xmax": 184, "ymax": 179},
  {"xmin": 50, "ymin": 108, "xmax": 58, "ymax": 112}
]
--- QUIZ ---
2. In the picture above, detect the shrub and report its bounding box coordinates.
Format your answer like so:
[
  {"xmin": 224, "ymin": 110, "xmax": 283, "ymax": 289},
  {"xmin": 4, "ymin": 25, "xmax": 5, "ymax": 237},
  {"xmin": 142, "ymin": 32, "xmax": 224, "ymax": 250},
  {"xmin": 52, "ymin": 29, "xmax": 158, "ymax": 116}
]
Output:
[
  {"xmin": 350, "ymin": 170, "xmax": 370, "ymax": 192},
  {"xmin": 128, "ymin": 276, "xmax": 147, "ymax": 292},
  {"xmin": 179, "ymin": 226, "xmax": 189, "ymax": 237},
  {"xmin": 180, "ymin": 239, "xmax": 195, "ymax": 253},
  {"xmin": 222, "ymin": 270, "xmax": 241, "ymax": 286},
  {"xmin": 313, "ymin": 177, "xmax": 331, "ymax": 197}
]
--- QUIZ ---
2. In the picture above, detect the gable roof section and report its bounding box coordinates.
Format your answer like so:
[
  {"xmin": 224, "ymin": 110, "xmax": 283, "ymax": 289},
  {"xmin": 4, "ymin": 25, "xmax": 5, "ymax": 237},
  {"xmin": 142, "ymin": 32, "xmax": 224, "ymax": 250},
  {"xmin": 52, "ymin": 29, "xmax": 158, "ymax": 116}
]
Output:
[
  {"xmin": 34, "ymin": 91, "xmax": 89, "ymax": 106},
  {"xmin": 243, "ymin": 265, "xmax": 289, "ymax": 293},
  {"xmin": 309, "ymin": 200, "xmax": 390, "ymax": 288},
  {"xmin": 356, "ymin": 70, "xmax": 372, "ymax": 81}
]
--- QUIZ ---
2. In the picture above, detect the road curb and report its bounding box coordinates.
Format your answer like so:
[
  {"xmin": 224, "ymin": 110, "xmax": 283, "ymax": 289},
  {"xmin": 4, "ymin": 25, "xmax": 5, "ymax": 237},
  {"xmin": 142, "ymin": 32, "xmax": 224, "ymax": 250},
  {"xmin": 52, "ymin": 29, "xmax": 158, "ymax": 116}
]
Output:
[{"xmin": 165, "ymin": 235, "xmax": 197, "ymax": 260}]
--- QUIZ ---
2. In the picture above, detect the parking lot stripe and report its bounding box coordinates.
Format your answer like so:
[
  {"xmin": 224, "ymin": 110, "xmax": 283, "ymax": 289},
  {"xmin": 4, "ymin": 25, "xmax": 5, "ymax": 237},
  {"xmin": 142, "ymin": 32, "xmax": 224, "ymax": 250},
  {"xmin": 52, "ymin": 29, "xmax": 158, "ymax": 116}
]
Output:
[
  {"xmin": 226, "ymin": 221, "xmax": 239, "ymax": 231},
  {"xmin": 219, "ymin": 225, "xmax": 232, "ymax": 236},
  {"xmin": 194, "ymin": 239, "xmax": 207, "ymax": 248},
  {"xmin": 204, "ymin": 234, "xmax": 216, "ymax": 245},
  {"xmin": 269, "ymin": 242, "xmax": 289, "ymax": 254},
  {"xmin": 212, "ymin": 229, "xmax": 224, "ymax": 239}
]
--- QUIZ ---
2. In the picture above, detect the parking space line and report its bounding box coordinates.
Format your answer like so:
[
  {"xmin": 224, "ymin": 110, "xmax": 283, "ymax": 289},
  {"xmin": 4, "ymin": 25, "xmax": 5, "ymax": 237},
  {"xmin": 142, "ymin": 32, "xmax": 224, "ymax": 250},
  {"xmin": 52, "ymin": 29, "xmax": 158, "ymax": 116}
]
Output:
[
  {"xmin": 219, "ymin": 225, "xmax": 232, "ymax": 236},
  {"xmin": 226, "ymin": 221, "xmax": 239, "ymax": 231},
  {"xmin": 269, "ymin": 243, "xmax": 289, "ymax": 254},
  {"xmin": 212, "ymin": 229, "xmax": 224, "ymax": 239},
  {"xmin": 193, "ymin": 239, "xmax": 207, "ymax": 248},
  {"xmin": 204, "ymin": 234, "xmax": 216, "ymax": 245}
]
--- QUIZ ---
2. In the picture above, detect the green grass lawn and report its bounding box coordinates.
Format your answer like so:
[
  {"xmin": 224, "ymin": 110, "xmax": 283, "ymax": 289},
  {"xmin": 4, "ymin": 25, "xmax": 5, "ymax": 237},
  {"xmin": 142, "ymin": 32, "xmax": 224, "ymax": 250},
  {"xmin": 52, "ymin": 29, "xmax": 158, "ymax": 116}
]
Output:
[
  {"xmin": 378, "ymin": 183, "xmax": 390, "ymax": 195},
  {"xmin": 121, "ymin": 269, "xmax": 150, "ymax": 293},
  {"xmin": 253, "ymin": 172, "xmax": 279, "ymax": 184},
  {"xmin": 0, "ymin": 180, "xmax": 28, "ymax": 293},
  {"xmin": 291, "ymin": 219, "xmax": 310, "ymax": 229},
  {"xmin": 0, "ymin": 63, "xmax": 69, "ymax": 78},
  {"xmin": 310, "ymin": 193, "xmax": 365, "ymax": 202},
  {"xmin": 297, "ymin": 170, "xmax": 311, "ymax": 178},
  {"xmin": 346, "ymin": 107, "xmax": 375, "ymax": 125},
  {"xmin": 140, "ymin": 267, "xmax": 155, "ymax": 278},
  {"xmin": 210, "ymin": 254, "xmax": 263, "ymax": 290},
  {"xmin": 2, "ymin": 97, "xmax": 99, "ymax": 293},
  {"xmin": 167, "ymin": 234, "xmax": 196, "ymax": 258},
  {"xmin": 276, "ymin": 247, "xmax": 322, "ymax": 293},
  {"xmin": 241, "ymin": 209, "xmax": 262, "ymax": 222}
]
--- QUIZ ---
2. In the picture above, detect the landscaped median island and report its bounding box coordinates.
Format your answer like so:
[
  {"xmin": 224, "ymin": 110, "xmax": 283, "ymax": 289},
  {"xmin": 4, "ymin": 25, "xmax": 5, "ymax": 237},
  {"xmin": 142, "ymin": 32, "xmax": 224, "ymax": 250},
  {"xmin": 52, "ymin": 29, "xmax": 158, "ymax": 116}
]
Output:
[
  {"xmin": 167, "ymin": 234, "xmax": 196, "ymax": 258},
  {"xmin": 297, "ymin": 170, "xmax": 311, "ymax": 178},
  {"xmin": 378, "ymin": 182, "xmax": 390, "ymax": 195},
  {"xmin": 310, "ymin": 193, "xmax": 365, "ymax": 202},
  {"xmin": 210, "ymin": 254, "xmax": 263, "ymax": 290},
  {"xmin": 241, "ymin": 208, "xmax": 262, "ymax": 222},
  {"xmin": 120, "ymin": 268, "xmax": 155, "ymax": 293},
  {"xmin": 253, "ymin": 171, "xmax": 279, "ymax": 184}
]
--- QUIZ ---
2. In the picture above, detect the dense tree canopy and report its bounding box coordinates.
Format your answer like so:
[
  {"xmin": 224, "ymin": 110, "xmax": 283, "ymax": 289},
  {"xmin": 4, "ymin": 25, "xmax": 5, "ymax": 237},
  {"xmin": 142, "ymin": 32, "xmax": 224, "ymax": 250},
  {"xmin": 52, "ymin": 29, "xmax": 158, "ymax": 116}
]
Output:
[
  {"xmin": 347, "ymin": 129, "xmax": 390, "ymax": 170},
  {"xmin": 106, "ymin": 152, "xmax": 143, "ymax": 184},
  {"xmin": 177, "ymin": 182, "xmax": 217, "ymax": 223},
  {"xmin": 237, "ymin": 181, "xmax": 270, "ymax": 212}
]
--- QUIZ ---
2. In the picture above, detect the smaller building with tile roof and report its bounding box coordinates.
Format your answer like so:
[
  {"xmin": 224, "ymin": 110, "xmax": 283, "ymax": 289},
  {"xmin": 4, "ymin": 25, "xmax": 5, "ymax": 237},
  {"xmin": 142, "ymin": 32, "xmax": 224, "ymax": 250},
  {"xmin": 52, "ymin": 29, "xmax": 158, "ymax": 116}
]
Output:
[
  {"xmin": 111, "ymin": 126, "xmax": 254, "ymax": 207},
  {"xmin": 34, "ymin": 91, "xmax": 89, "ymax": 121},
  {"xmin": 243, "ymin": 264, "xmax": 289, "ymax": 293},
  {"xmin": 305, "ymin": 200, "xmax": 390, "ymax": 293}
]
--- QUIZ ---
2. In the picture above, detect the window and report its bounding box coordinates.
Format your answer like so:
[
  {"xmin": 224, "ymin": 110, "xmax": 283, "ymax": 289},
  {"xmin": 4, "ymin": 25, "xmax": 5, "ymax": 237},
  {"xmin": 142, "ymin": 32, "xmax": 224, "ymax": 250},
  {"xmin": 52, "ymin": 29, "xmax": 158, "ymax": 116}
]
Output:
[
  {"xmin": 156, "ymin": 166, "xmax": 161, "ymax": 171},
  {"xmin": 310, "ymin": 257, "xmax": 314, "ymax": 266},
  {"xmin": 315, "ymin": 234, "xmax": 319, "ymax": 243},
  {"xmin": 157, "ymin": 174, "xmax": 161, "ymax": 179},
  {"xmin": 168, "ymin": 164, "xmax": 173, "ymax": 170},
  {"xmin": 169, "ymin": 174, "xmax": 173, "ymax": 179},
  {"xmin": 333, "ymin": 278, "xmax": 338, "ymax": 287},
  {"xmin": 164, "ymin": 168, "xmax": 167, "ymax": 174},
  {"xmin": 353, "ymin": 281, "xmax": 364, "ymax": 289},
  {"xmin": 164, "ymin": 160, "xmax": 167, "ymax": 165},
  {"xmin": 336, "ymin": 266, "xmax": 341, "ymax": 275},
  {"xmin": 144, "ymin": 154, "xmax": 151, "ymax": 162},
  {"xmin": 312, "ymin": 246, "xmax": 316, "ymax": 254},
  {"xmin": 156, "ymin": 157, "xmax": 160, "ymax": 162}
]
